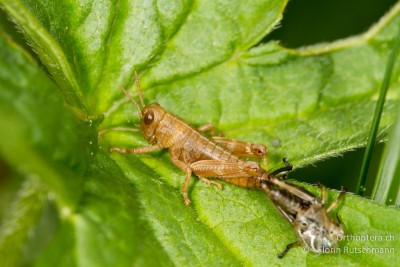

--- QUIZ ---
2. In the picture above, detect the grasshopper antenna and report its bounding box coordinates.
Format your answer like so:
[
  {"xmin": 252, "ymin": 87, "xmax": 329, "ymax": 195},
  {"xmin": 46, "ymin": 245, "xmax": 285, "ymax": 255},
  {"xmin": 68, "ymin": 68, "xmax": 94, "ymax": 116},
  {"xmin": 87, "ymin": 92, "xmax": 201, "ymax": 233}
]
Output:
[
  {"xmin": 120, "ymin": 87, "xmax": 143, "ymax": 119},
  {"xmin": 134, "ymin": 70, "xmax": 145, "ymax": 108}
]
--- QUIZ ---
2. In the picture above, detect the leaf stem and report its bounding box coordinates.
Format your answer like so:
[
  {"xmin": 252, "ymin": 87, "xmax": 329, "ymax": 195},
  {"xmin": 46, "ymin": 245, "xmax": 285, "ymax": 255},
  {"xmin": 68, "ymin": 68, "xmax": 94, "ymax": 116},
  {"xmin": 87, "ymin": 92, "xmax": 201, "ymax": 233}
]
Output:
[{"xmin": 356, "ymin": 23, "xmax": 400, "ymax": 195}]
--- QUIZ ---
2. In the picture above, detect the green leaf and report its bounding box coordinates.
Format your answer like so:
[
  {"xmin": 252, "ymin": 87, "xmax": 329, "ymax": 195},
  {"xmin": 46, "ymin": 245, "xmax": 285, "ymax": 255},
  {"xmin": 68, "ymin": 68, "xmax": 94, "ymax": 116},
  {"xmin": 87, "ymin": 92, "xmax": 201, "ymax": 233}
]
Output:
[
  {"xmin": 0, "ymin": 178, "xmax": 47, "ymax": 267},
  {"xmin": 0, "ymin": 0, "xmax": 87, "ymax": 110},
  {"xmin": 1, "ymin": 0, "xmax": 400, "ymax": 266},
  {"xmin": 35, "ymin": 152, "xmax": 173, "ymax": 267},
  {"xmin": 0, "ymin": 29, "xmax": 91, "ymax": 208}
]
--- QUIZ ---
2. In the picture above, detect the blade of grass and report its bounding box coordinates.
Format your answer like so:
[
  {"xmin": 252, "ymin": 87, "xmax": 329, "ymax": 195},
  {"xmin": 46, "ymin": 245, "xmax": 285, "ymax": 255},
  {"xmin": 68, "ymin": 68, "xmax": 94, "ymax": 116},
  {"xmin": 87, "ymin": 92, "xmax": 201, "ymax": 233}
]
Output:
[
  {"xmin": 372, "ymin": 102, "xmax": 400, "ymax": 205},
  {"xmin": 356, "ymin": 23, "xmax": 400, "ymax": 195}
]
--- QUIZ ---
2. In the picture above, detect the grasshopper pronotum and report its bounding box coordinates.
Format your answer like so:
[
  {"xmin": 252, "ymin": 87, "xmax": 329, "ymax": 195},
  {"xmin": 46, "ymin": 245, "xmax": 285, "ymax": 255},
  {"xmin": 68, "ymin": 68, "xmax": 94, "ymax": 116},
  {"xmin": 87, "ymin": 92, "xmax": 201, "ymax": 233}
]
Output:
[{"xmin": 110, "ymin": 72, "xmax": 267, "ymax": 205}]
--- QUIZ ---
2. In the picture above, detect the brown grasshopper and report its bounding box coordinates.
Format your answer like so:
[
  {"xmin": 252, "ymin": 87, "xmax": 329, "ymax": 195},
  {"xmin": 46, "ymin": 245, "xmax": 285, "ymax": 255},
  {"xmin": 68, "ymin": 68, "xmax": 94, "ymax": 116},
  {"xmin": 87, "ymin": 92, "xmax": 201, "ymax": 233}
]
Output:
[
  {"xmin": 259, "ymin": 169, "xmax": 345, "ymax": 258},
  {"xmin": 109, "ymin": 71, "xmax": 267, "ymax": 205}
]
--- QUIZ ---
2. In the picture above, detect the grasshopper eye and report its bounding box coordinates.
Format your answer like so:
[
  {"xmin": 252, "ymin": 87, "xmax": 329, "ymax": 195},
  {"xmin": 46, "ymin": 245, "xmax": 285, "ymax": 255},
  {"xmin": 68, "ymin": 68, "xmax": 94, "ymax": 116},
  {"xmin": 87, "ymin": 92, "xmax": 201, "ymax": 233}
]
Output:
[{"xmin": 144, "ymin": 110, "xmax": 154, "ymax": 125}]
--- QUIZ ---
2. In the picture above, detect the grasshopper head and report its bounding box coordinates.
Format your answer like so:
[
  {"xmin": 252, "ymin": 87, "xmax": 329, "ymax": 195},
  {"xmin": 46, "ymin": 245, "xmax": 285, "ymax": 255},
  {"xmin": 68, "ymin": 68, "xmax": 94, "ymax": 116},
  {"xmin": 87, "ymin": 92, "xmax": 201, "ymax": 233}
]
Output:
[
  {"xmin": 140, "ymin": 103, "xmax": 166, "ymax": 142},
  {"xmin": 120, "ymin": 71, "xmax": 166, "ymax": 143}
]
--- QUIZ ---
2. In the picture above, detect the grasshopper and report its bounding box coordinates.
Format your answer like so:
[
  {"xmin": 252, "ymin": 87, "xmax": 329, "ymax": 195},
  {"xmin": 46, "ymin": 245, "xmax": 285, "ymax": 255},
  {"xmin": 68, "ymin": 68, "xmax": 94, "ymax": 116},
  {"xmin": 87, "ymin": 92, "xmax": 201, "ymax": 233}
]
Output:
[
  {"xmin": 110, "ymin": 71, "xmax": 267, "ymax": 205},
  {"xmin": 259, "ymin": 169, "xmax": 345, "ymax": 258}
]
